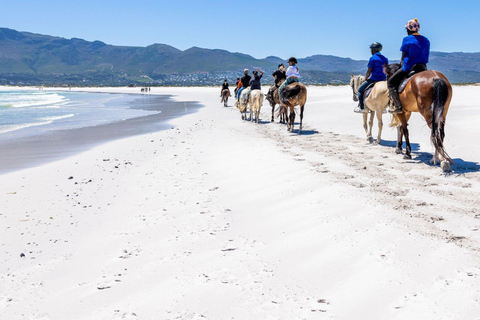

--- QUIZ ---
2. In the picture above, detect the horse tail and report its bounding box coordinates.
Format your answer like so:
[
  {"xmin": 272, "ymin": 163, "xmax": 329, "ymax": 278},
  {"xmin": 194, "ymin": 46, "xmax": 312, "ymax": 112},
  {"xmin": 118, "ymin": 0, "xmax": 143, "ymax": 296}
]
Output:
[
  {"xmin": 389, "ymin": 114, "xmax": 401, "ymax": 127},
  {"xmin": 431, "ymin": 78, "xmax": 453, "ymax": 164}
]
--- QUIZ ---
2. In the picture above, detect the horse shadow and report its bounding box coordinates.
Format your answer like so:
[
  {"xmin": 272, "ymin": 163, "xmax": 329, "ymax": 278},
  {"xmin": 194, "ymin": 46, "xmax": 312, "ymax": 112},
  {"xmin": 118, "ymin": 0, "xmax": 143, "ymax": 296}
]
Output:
[
  {"xmin": 379, "ymin": 139, "xmax": 420, "ymax": 151},
  {"xmin": 298, "ymin": 129, "xmax": 319, "ymax": 135},
  {"xmin": 381, "ymin": 140, "xmax": 480, "ymax": 173},
  {"xmin": 449, "ymin": 158, "xmax": 480, "ymax": 174}
]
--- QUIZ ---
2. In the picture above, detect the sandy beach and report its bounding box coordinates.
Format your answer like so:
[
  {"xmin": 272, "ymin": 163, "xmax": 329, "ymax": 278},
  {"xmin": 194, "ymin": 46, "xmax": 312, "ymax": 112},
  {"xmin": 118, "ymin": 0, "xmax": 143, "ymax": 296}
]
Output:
[{"xmin": 1, "ymin": 85, "xmax": 480, "ymax": 320}]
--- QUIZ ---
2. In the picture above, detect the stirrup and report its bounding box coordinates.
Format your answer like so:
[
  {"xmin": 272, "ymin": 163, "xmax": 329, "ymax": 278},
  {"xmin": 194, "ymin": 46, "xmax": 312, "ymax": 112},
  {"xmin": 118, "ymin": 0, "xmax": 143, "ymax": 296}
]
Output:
[{"xmin": 354, "ymin": 106, "xmax": 365, "ymax": 113}]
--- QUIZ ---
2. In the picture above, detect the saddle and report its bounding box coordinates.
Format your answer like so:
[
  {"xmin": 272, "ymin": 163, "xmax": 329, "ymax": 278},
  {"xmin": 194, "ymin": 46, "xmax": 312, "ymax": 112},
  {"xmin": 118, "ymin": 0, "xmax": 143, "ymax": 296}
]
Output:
[
  {"xmin": 398, "ymin": 64, "xmax": 427, "ymax": 94},
  {"xmin": 363, "ymin": 82, "xmax": 376, "ymax": 100}
]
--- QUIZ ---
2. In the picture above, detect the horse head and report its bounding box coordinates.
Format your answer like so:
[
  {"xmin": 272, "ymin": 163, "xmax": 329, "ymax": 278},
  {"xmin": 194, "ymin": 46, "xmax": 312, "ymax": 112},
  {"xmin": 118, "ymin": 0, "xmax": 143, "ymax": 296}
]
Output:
[
  {"xmin": 350, "ymin": 74, "xmax": 364, "ymax": 102},
  {"xmin": 384, "ymin": 63, "xmax": 402, "ymax": 79}
]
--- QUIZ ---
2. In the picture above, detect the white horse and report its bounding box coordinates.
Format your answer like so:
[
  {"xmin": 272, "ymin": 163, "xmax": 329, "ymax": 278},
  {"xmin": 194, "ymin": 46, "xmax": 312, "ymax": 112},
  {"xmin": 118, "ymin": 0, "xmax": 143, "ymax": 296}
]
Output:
[
  {"xmin": 248, "ymin": 90, "xmax": 264, "ymax": 123},
  {"xmin": 236, "ymin": 88, "xmax": 251, "ymax": 120},
  {"xmin": 350, "ymin": 75, "xmax": 391, "ymax": 144}
]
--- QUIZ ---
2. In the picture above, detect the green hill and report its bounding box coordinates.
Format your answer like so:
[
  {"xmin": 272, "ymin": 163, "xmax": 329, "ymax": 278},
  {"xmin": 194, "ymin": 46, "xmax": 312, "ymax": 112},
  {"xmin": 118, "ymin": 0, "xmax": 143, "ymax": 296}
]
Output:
[{"xmin": 1, "ymin": 27, "xmax": 479, "ymax": 85}]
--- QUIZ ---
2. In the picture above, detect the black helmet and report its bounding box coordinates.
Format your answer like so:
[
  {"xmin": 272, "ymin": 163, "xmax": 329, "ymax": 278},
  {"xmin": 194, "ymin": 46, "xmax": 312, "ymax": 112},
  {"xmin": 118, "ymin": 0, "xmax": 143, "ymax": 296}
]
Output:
[
  {"xmin": 369, "ymin": 42, "xmax": 383, "ymax": 51},
  {"xmin": 288, "ymin": 57, "xmax": 297, "ymax": 64},
  {"xmin": 278, "ymin": 63, "xmax": 285, "ymax": 68}
]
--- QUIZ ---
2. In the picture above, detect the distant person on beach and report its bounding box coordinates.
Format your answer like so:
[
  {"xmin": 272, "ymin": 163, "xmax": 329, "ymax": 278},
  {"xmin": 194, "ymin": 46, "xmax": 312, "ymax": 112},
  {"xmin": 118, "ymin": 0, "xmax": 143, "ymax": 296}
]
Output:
[
  {"xmin": 354, "ymin": 42, "xmax": 389, "ymax": 113},
  {"xmin": 220, "ymin": 79, "xmax": 229, "ymax": 97},
  {"xmin": 388, "ymin": 18, "xmax": 430, "ymax": 114},
  {"xmin": 237, "ymin": 69, "xmax": 251, "ymax": 100},
  {"xmin": 278, "ymin": 57, "xmax": 300, "ymax": 97},
  {"xmin": 268, "ymin": 63, "xmax": 287, "ymax": 101}
]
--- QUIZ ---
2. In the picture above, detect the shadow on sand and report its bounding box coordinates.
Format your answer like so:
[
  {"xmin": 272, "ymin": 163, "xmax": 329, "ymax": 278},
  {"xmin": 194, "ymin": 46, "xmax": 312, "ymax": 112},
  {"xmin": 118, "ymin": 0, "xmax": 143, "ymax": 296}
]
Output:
[{"xmin": 380, "ymin": 140, "xmax": 480, "ymax": 174}]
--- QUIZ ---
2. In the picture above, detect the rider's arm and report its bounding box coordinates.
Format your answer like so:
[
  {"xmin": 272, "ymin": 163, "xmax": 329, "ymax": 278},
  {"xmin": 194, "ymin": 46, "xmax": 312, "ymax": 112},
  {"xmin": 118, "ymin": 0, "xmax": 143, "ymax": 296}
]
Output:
[
  {"xmin": 365, "ymin": 68, "xmax": 372, "ymax": 81},
  {"xmin": 400, "ymin": 52, "xmax": 406, "ymax": 66}
]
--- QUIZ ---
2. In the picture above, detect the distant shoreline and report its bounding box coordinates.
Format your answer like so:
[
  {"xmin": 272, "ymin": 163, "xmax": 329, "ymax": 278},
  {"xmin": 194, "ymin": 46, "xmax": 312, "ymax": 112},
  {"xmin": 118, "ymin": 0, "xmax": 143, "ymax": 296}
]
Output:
[{"xmin": 0, "ymin": 90, "xmax": 202, "ymax": 174}]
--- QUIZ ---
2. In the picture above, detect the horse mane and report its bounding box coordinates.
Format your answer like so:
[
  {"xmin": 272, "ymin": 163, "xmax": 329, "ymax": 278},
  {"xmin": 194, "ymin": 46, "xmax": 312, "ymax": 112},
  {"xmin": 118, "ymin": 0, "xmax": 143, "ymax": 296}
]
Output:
[{"xmin": 385, "ymin": 63, "xmax": 402, "ymax": 77}]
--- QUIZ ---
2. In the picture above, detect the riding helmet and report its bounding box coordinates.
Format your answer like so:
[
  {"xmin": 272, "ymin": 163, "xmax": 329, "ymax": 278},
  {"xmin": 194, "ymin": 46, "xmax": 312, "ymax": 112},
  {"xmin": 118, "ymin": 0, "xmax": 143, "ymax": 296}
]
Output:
[
  {"xmin": 288, "ymin": 57, "xmax": 298, "ymax": 64},
  {"xmin": 405, "ymin": 18, "xmax": 420, "ymax": 32},
  {"xmin": 369, "ymin": 42, "xmax": 383, "ymax": 51}
]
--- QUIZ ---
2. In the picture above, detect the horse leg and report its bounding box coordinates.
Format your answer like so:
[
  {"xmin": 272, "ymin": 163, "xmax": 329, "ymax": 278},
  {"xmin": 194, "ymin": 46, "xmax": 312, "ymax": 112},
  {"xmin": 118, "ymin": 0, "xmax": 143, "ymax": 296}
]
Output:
[
  {"xmin": 403, "ymin": 125, "xmax": 412, "ymax": 159},
  {"xmin": 290, "ymin": 109, "xmax": 296, "ymax": 132},
  {"xmin": 271, "ymin": 105, "xmax": 275, "ymax": 122},
  {"xmin": 368, "ymin": 111, "xmax": 375, "ymax": 143},
  {"xmin": 299, "ymin": 105, "xmax": 304, "ymax": 134},
  {"xmin": 376, "ymin": 110, "xmax": 383, "ymax": 145},
  {"xmin": 396, "ymin": 126, "xmax": 403, "ymax": 154}
]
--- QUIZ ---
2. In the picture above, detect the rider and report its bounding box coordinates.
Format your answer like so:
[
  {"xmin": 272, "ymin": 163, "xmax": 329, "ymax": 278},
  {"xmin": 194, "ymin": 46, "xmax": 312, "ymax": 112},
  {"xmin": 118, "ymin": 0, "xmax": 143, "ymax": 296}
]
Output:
[
  {"xmin": 268, "ymin": 63, "xmax": 287, "ymax": 101},
  {"xmin": 249, "ymin": 70, "xmax": 264, "ymax": 90},
  {"xmin": 278, "ymin": 57, "xmax": 300, "ymax": 97},
  {"xmin": 220, "ymin": 79, "xmax": 229, "ymax": 97},
  {"xmin": 354, "ymin": 42, "xmax": 389, "ymax": 113},
  {"xmin": 246, "ymin": 69, "xmax": 264, "ymax": 100},
  {"xmin": 388, "ymin": 18, "xmax": 430, "ymax": 114},
  {"xmin": 237, "ymin": 69, "xmax": 251, "ymax": 100}
]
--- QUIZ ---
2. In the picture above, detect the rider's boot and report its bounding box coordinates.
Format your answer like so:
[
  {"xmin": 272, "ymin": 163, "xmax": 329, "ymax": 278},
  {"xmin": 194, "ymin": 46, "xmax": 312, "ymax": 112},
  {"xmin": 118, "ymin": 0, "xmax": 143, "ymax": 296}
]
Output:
[{"xmin": 388, "ymin": 88, "xmax": 403, "ymax": 114}]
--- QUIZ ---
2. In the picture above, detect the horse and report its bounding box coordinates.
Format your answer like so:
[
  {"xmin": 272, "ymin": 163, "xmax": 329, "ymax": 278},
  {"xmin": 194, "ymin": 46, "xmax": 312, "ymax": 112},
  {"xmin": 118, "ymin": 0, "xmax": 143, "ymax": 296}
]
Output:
[
  {"xmin": 278, "ymin": 82, "xmax": 307, "ymax": 133},
  {"xmin": 350, "ymin": 75, "xmax": 391, "ymax": 144},
  {"xmin": 265, "ymin": 81, "xmax": 288, "ymax": 124},
  {"xmin": 236, "ymin": 88, "xmax": 250, "ymax": 120},
  {"xmin": 385, "ymin": 63, "xmax": 453, "ymax": 171},
  {"xmin": 248, "ymin": 90, "xmax": 264, "ymax": 123},
  {"xmin": 221, "ymin": 89, "xmax": 230, "ymax": 107}
]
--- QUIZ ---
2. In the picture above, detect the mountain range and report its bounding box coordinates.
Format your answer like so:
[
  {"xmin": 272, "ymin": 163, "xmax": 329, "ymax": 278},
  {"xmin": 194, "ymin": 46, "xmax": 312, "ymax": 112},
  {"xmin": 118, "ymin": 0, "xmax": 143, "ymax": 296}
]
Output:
[{"xmin": 1, "ymin": 27, "xmax": 479, "ymax": 85}]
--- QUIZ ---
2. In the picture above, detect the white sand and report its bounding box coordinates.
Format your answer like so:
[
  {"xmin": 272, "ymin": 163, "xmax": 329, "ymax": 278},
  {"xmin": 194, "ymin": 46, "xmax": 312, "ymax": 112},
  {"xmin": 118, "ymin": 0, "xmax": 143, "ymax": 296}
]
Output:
[{"xmin": 1, "ymin": 85, "xmax": 480, "ymax": 320}]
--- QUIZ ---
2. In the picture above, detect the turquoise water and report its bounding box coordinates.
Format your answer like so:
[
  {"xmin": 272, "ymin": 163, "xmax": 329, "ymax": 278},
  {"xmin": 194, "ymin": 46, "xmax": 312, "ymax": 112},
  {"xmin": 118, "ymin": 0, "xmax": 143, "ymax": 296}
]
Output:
[{"xmin": 0, "ymin": 90, "xmax": 157, "ymax": 140}]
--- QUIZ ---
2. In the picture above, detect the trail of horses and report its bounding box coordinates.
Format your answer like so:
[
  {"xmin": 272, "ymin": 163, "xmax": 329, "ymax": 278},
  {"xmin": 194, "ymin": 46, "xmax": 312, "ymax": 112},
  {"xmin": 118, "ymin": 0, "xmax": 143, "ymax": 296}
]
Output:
[{"xmin": 256, "ymin": 121, "xmax": 480, "ymax": 253}]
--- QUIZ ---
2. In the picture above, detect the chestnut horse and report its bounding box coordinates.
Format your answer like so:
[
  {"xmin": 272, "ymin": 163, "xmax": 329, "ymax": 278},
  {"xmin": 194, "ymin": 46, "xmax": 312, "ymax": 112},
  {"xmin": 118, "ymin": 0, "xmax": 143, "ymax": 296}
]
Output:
[
  {"xmin": 278, "ymin": 82, "xmax": 308, "ymax": 133},
  {"xmin": 385, "ymin": 64, "xmax": 453, "ymax": 171}
]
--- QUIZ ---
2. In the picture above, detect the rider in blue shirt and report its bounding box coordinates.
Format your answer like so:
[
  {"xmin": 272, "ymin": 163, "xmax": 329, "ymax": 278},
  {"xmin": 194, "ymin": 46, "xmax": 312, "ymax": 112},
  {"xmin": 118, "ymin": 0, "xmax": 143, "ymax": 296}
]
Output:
[
  {"xmin": 388, "ymin": 18, "xmax": 430, "ymax": 113},
  {"xmin": 354, "ymin": 42, "xmax": 388, "ymax": 113}
]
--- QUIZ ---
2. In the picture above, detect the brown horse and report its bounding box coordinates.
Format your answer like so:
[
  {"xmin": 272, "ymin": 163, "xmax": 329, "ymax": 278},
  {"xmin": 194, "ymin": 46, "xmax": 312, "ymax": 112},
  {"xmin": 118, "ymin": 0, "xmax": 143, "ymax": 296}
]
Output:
[
  {"xmin": 265, "ymin": 83, "xmax": 287, "ymax": 124},
  {"xmin": 385, "ymin": 64, "xmax": 453, "ymax": 171},
  {"xmin": 221, "ymin": 89, "xmax": 230, "ymax": 107},
  {"xmin": 278, "ymin": 82, "xmax": 308, "ymax": 133}
]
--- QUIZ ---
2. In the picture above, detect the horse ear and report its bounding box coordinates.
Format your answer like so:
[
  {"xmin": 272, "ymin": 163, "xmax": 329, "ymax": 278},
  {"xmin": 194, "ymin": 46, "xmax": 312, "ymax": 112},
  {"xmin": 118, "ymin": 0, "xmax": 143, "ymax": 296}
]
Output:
[{"xmin": 351, "ymin": 74, "xmax": 354, "ymax": 77}]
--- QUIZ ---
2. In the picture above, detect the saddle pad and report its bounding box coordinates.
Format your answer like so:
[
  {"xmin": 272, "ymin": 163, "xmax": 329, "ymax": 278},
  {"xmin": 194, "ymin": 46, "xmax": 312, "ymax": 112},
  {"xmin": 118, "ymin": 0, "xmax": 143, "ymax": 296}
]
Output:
[
  {"xmin": 398, "ymin": 69, "xmax": 427, "ymax": 93},
  {"xmin": 364, "ymin": 86, "xmax": 374, "ymax": 99},
  {"xmin": 398, "ymin": 77, "xmax": 412, "ymax": 94}
]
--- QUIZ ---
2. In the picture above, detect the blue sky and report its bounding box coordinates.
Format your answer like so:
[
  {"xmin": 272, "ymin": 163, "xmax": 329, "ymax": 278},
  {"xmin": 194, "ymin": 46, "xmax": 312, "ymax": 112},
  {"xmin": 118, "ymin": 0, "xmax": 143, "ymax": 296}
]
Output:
[{"xmin": 2, "ymin": 0, "xmax": 479, "ymax": 61}]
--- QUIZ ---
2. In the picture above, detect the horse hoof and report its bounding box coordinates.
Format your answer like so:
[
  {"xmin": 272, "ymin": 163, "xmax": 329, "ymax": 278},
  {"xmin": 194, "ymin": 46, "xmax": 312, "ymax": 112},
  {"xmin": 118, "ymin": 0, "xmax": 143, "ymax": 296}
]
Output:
[
  {"xmin": 441, "ymin": 161, "xmax": 452, "ymax": 172},
  {"xmin": 395, "ymin": 149, "xmax": 402, "ymax": 154},
  {"xmin": 403, "ymin": 154, "xmax": 412, "ymax": 160}
]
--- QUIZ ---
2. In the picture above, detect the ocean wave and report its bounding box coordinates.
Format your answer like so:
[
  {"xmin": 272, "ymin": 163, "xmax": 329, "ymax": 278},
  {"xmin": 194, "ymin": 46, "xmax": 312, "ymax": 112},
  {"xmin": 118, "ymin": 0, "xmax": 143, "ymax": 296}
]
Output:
[
  {"xmin": 0, "ymin": 92, "xmax": 69, "ymax": 109},
  {"xmin": 0, "ymin": 121, "xmax": 52, "ymax": 134},
  {"xmin": 38, "ymin": 114, "xmax": 75, "ymax": 122}
]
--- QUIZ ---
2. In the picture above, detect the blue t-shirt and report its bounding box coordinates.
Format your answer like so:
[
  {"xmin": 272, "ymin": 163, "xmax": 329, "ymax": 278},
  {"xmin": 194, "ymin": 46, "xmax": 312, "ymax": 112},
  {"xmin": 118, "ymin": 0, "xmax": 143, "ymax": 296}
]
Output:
[
  {"xmin": 400, "ymin": 34, "xmax": 430, "ymax": 71},
  {"xmin": 367, "ymin": 53, "xmax": 388, "ymax": 81}
]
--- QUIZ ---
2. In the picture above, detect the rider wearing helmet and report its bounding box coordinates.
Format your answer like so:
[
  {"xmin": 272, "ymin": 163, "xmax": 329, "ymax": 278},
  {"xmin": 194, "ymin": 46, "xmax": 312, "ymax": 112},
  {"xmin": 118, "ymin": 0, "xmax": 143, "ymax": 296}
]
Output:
[
  {"xmin": 237, "ymin": 69, "xmax": 251, "ymax": 100},
  {"xmin": 388, "ymin": 18, "xmax": 430, "ymax": 114},
  {"xmin": 278, "ymin": 57, "xmax": 300, "ymax": 97},
  {"xmin": 354, "ymin": 42, "xmax": 389, "ymax": 113}
]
